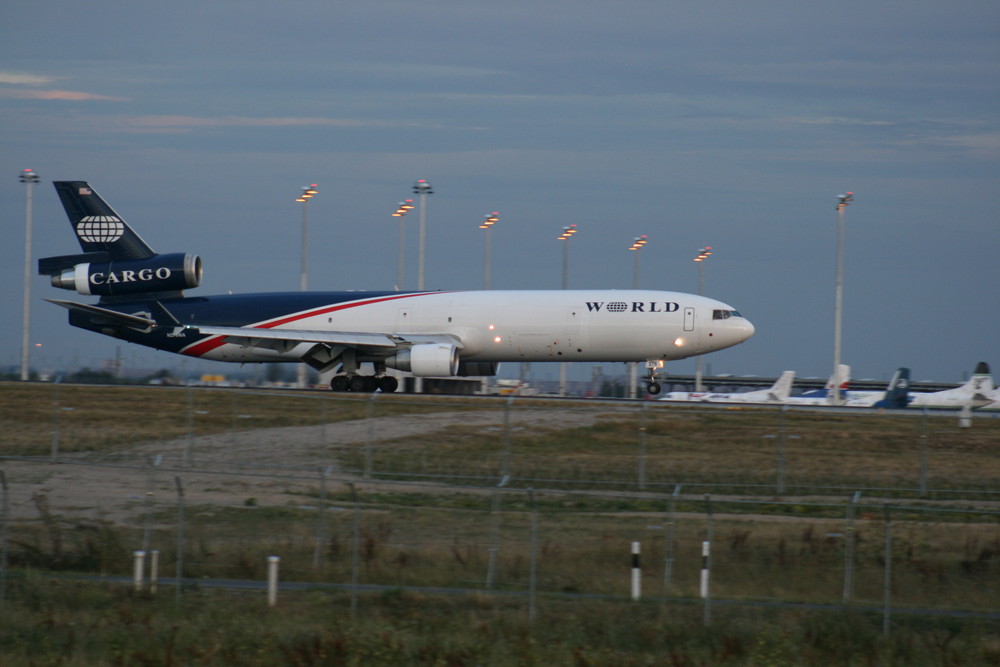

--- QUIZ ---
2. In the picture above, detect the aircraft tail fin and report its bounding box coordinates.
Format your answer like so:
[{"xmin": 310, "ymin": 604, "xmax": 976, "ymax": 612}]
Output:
[
  {"xmin": 53, "ymin": 181, "xmax": 156, "ymax": 261},
  {"xmin": 876, "ymin": 367, "xmax": 910, "ymax": 408},
  {"xmin": 962, "ymin": 362, "xmax": 995, "ymax": 406},
  {"xmin": 824, "ymin": 364, "xmax": 851, "ymax": 397},
  {"xmin": 768, "ymin": 370, "xmax": 796, "ymax": 401}
]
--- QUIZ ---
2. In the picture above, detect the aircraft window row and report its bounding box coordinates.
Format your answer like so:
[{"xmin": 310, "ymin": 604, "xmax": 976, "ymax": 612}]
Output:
[{"xmin": 713, "ymin": 309, "xmax": 742, "ymax": 320}]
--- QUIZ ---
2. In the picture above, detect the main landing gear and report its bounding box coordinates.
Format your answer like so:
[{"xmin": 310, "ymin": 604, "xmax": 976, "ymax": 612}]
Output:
[{"xmin": 329, "ymin": 375, "xmax": 398, "ymax": 393}]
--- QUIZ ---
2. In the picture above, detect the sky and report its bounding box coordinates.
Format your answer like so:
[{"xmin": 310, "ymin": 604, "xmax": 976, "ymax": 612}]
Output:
[{"xmin": 1, "ymin": 0, "xmax": 998, "ymax": 385}]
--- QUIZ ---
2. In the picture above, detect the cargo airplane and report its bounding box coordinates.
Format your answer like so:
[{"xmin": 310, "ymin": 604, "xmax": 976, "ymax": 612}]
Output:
[{"xmin": 39, "ymin": 181, "xmax": 754, "ymax": 393}]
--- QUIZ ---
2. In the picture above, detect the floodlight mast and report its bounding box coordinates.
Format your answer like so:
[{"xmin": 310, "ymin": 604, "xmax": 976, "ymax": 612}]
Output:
[
  {"xmin": 412, "ymin": 180, "xmax": 434, "ymax": 290},
  {"xmin": 295, "ymin": 184, "xmax": 318, "ymax": 387},
  {"xmin": 20, "ymin": 168, "xmax": 40, "ymax": 382},
  {"xmin": 391, "ymin": 199, "xmax": 414, "ymax": 290},
  {"xmin": 557, "ymin": 224, "xmax": 579, "ymax": 396},
  {"xmin": 693, "ymin": 246, "xmax": 712, "ymax": 392},
  {"xmin": 480, "ymin": 212, "xmax": 500, "ymax": 289},
  {"xmin": 831, "ymin": 192, "xmax": 853, "ymax": 406},
  {"xmin": 627, "ymin": 235, "xmax": 648, "ymax": 399}
]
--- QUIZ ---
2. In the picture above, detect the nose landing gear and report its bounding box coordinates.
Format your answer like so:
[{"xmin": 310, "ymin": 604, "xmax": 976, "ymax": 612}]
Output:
[{"xmin": 645, "ymin": 360, "xmax": 664, "ymax": 395}]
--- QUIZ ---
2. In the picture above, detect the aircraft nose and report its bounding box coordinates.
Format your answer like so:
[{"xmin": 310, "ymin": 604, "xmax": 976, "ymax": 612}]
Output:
[{"xmin": 738, "ymin": 317, "xmax": 755, "ymax": 341}]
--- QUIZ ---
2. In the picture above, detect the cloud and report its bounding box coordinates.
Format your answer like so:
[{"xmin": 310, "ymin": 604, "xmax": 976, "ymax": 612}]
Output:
[
  {"xmin": 123, "ymin": 114, "xmax": 425, "ymax": 132},
  {"xmin": 0, "ymin": 72, "xmax": 59, "ymax": 85},
  {"xmin": 0, "ymin": 88, "xmax": 126, "ymax": 101}
]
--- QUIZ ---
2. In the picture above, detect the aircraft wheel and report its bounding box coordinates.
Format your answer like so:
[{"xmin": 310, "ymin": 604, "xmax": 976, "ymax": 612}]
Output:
[
  {"xmin": 363, "ymin": 376, "xmax": 379, "ymax": 392},
  {"xmin": 330, "ymin": 375, "xmax": 349, "ymax": 392},
  {"xmin": 377, "ymin": 376, "xmax": 399, "ymax": 393},
  {"xmin": 647, "ymin": 382, "xmax": 661, "ymax": 395},
  {"xmin": 349, "ymin": 375, "xmax": 370, "ymax": 392}
]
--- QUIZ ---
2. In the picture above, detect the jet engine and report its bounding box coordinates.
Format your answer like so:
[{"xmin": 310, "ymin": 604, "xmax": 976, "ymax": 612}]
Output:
[
  {"xmin": 384, "ymin": 343, "xmax": 460, "ymax": 377},
  {"xmin": 47, "ymin": 252, "xmax": 203, "ymax": 297}
]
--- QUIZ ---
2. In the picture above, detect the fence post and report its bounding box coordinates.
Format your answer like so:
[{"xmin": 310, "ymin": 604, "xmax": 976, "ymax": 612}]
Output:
[
  {"xmin": 149, "ymin": 550, "xmax": 159, "ymax": 595},
  {"xmin": 702, "ymin": 494, "xmax": 713, "ymax": 627},
  {"xmin": 882, "ymin": 505, "xmax": 893, "ymax": 636},
  {"xmin": 364, "ymin": 393, "xmax": 378, "ymax": 479},
  {"xmin": 486, "ymin": 482, "xmax": 506, "ymax": 591},
  {"xmin": 501, "ymin": 395, "xmax": 514, "ymax": 480},
  {"xmin": 842, "ymin": 491, "xmax": 861, "ymax": 603},
  {"xmin": 133, "ymin": 550, "xmax": 146, "ymax": 593},
  {"xmin": 662, "ymin": 484, "xmax": 681, "ymax": 595},
  {"xmin": 958, "ymin": 405, "xmax": 972, "ymax": 429},
  {"xmin": 631, "ymin": 541, "xmax": 641, "ymax": 600},
  {"xmin": 174, "ymin": 476, "xmax": 185, "ymax": 604},
  {"xmin": 528, "ymin": 488, "xmax": 538, "ymax": 622},
  {"xmin": 184, "ymin": 385, "xmax": 194, "ymax": 467},
  {"xmin": 1, "ymin": 470, "xmax": 8, "ymax": 602},
  {"xmin": 918, "ymin": 418, "xmax": 928, "ymax": 497},
  {"xmin": 637, "ymin": 402, "xmax": 647, "ymax": 491},
  {"xmin": 266, "ymin": 555, "xmax": 280, "ymax": 607},
  {"xmin": 142, "ymin": 455, "xmax": 162, "ymax": 554},
  {"xmin": 313, "ymin": 465, "xmax": 333, "ymax": 569},
  {"xmin": 349, "ymin": 483, "xmax": 360, "ymax": 616}
]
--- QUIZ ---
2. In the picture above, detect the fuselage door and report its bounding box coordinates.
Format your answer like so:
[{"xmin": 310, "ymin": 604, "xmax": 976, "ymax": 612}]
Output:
[{"xmin": 683, "ymin": 307, "xmax": 695, "ymax": 332}]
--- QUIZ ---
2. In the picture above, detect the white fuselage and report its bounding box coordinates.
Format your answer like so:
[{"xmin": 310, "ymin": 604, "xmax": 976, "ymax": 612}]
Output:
[{"xmin": 195, "ymin": 289, "xmax": 754, "ymax": 365}]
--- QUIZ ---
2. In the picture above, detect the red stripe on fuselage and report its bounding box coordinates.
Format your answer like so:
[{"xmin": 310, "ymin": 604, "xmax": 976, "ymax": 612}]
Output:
[{"xmin": 181, "ymin": 292, "xmax": 442, "ymax": 358}]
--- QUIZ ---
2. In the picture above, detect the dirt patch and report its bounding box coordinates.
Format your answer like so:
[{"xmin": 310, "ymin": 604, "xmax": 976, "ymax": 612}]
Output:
[{"xmin": 2, "ymin": 409, "xmax": 606, "ymax": 525}]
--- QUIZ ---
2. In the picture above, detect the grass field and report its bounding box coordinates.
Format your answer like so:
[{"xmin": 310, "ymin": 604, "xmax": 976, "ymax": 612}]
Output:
[{"xmin": 1, "ymin": 383, "xmax": 998, "ymax": 664}]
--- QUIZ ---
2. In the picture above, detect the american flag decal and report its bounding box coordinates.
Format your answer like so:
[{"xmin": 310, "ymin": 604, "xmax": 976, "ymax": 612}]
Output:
[{"xmin": 79, "ymin": 187, "xmax": 92, "ymax": 195}]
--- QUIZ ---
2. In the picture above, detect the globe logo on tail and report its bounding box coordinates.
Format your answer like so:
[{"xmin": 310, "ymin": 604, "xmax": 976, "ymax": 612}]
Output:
[{"xmin": 77, "ymin": 216, "xmax": 124, "ymax": 243}]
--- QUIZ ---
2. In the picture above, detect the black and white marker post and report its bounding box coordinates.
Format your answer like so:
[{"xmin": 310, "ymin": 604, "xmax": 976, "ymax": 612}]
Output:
[{"xmin": 631, "ymin": 541, "xmax": 641, "ymax": 600}]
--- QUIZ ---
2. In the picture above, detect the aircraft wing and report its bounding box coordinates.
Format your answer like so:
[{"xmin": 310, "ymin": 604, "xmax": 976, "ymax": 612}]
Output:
[{"xmin": 185, "ymin": 324, "xmax": 464, "ymax": 351}]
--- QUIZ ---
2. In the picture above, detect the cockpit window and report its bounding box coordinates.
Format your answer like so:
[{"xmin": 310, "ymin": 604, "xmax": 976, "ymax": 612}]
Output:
[{"xmin": 713, "ymin": 309, "xmax": 742, "ymax": 320}]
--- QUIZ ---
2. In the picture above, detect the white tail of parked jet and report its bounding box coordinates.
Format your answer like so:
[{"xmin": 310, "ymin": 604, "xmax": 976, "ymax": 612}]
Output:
[
  {"xmin": 908, "ymin": 362, "xmax": 995, "ymax": 409},
  {"xmin": 660, "ymin": 370, "xmax": 795, "ymax": 404}
]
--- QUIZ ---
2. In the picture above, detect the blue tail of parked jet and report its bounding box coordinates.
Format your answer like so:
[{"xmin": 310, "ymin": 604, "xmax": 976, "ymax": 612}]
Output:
[
  {"xmin": 39, "ymin": 181, "xmax": 202, "ymax": 301},
  {"xmin": 873, "ymin": 367, "xmax": 910, "ymax": 409}
]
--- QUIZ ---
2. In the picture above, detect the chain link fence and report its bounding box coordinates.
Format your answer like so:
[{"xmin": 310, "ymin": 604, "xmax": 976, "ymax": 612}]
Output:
[{"xmin": 2, "ymin": 384, "xmax": 998, "ymax": 625}]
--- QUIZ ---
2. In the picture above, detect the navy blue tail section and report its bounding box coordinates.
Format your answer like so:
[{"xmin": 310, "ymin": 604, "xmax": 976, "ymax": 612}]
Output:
[
  {"xmin": 53, "ymin": 181, "xmax": 155, "ymax": 260},
  {"xmin": 41, "ymin": 181, "xmax": 202, "ymax": 301},
  {"xmin": 876, "ymin": 367, "xmax": 910, "ymax": 409}
]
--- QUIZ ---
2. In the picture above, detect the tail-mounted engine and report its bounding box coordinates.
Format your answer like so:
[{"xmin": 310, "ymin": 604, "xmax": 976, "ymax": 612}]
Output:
[{"xmin": 41, "ymin": 252, "xmax": 202, "ymax": 297}]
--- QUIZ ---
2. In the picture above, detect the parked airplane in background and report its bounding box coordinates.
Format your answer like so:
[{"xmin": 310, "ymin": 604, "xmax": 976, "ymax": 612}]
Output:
[
  {"xmin": 39, "ymin": 181, "xmax": 754, "ymax": 393},
  {"xmin": 786, "ymin": 367, "xmax": 910, "ymax": 408},
  {"xmin": 907, "ymin": 362, "xmax": 995, "ymax": 409},
  {"xmin": 661, "ymin": 370, "xmax": 795, "ymax": 404},
  {"xmin": 845, "ymin": 367, "xmax": 910, "ymax": 408},
  {"xmin": 786, "ymin": 365, "xmax": 850, "ymax": 404}
]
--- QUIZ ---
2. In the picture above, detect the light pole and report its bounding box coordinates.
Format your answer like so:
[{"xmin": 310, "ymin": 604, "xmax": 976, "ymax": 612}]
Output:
[
  {"xmin": 391, "ymin": 199, "xmax": 414, "ymax": 291},
  {"xmin": 629, "ymin": 235, "xmax": 648, "ymax": 289},
  {"xmin": 693, "ymin": 246, "xmax": 712, "ymax": 392},
  {"xmin": 557, "ymin": 224, "xmax": 578, "ymax": 290},
  {"xmin": 20, "ymin": 168, "xmax": 39, "ymax": 382},
  {"xmin": 413, "ymin": 179, "xmax": 433, "ymax": 290},
  {"xmin": 832, "ymin": 192, "xmax": 853, "ymax": 406},
  {"xmin": 628, "ymin": 235, "xmax": 648, "ymax": 399},
  {"xmin": 557, "ymin": 224, "xmax": 578, "ymax": 395},
  {"xmin": 480, "ymin": 212, "xmax": 499, "ymax": 289},
  {"xmin": 295, "ymin": 184, "xmax": 318, "ymax": 388},
  {"xmin": 295, "ymin": 184, "xmax": 318, "ymax": 291}
]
